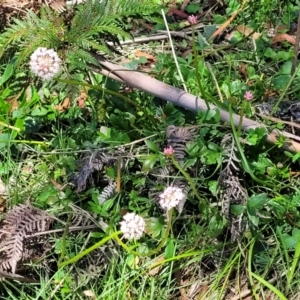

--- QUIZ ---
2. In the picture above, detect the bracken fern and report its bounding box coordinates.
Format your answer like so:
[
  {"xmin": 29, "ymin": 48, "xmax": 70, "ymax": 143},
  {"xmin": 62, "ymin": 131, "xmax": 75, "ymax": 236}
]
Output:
[{"xmin": 0, "ymin": 0, "xmax": 161, "ymax": 69}]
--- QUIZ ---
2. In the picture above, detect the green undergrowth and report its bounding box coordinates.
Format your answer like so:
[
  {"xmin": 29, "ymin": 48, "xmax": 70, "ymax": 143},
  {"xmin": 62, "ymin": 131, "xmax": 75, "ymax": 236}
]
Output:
[{"xmin": 1, "ymin": 0, "xmax": 300, "ymax": 299}]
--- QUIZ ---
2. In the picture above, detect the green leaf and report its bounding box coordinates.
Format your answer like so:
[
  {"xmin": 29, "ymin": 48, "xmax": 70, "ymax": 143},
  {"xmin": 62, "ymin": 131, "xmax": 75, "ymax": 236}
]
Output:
[
  {"xmin": 101, "ymin": 198, "xmax": 114, "ymax": 214},
  {"xmin": 105, "ymin": 167, "xmax": 115, "ymax": 178},
  {"xmin": 38, "ymin": 184, "xmax": 58, "ymax": 203},
  {"xmin": 0, "ymin": 62, "xmax": 14, "ymax": 85},
  {"xmin": 186, "ymin": 3, "xmax": 201, "ymax": 13},
  {"xmin": 164, "ymin": 239, "xmax": 175, "ymax": 259},
  {"xmin": 99, "ymin": 126, "xmax": 111, "ymax": 139},
  {"xmin": 0, "ymin": 133, "xmax": 12, "ymax": 149},
  {"xmin": 247, "ymin": 193, "xmax": 268, "ymax": 210},
  {"xmin": 142, "ymin": 154, "xmax": 158, "ymax": 172},
  {"xmin": 231, "ymin": 204, "xmax": 246, "ymax": 216},
  {"xmin": 147, "ymin": 217, "xmax": 165, "ymax": 238},
  {"xmin": 247, "ymin": 209, "xmax": 260, "ymax": 227},
  {"xmin": 272, "ymin": 75, "xmax": 291, "ymax": 90},
  {"xmin": 145, "ymin": 140, "xmax": 159, "ymax": 153},
  {"xmin": 31, "ymin": 107, "xmax": 49, "ymax": 116},
  {"xmin": 281, "ymin": 229, "xmax": 300, "ymax": 249}
]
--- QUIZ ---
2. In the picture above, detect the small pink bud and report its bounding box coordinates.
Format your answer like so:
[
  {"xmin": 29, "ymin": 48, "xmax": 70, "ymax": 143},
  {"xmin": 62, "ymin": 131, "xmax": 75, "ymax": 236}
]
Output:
[
  {"xmin": 244, "ymin": 91, "xmax": 254, "ymax": 101},
  {"xmin": 163, "ymin": 146, "xmax": 174, "ymax": 156},
  {"xmin": 188, "ymin": 15, "xmax": 198, "ymax": 25}
]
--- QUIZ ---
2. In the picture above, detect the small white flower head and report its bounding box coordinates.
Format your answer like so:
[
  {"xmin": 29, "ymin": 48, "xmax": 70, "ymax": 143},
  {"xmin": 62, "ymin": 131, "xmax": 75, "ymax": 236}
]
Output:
[
  {"xmin": 120, "ymin": 212, "xmax": 145, "ymax": 240},
  {"xmin": 158, "ymin": 186, "xmax": 186, "ymax": 212},
  {"xmin": 29, "ymin": 47, "xmax": 62, "ymax": 80}
]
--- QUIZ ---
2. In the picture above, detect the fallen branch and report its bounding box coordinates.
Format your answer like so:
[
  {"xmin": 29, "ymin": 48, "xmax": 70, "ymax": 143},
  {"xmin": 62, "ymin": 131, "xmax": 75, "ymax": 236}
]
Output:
[{"xmin": 92, "ymin": 55, "xmax": 300, "ymax": 152}]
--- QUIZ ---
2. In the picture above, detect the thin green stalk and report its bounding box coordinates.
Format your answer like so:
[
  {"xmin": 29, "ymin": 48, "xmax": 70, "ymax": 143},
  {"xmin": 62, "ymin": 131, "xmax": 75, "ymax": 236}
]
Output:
[
  {"xmin": 170, "ymin": 155, "xmax": 207, "ymax": 208},
  {"xmin": 248, "ymin": 238, "xmax": 260, "ymax": 300},
  {"xmin": 59, "ymin": 210, "xmax": 174, "ymax": 268},
  {"xmin": 0, "ymin": 121, "xmax": 20, "ymax": 131},
  {"xmin": 204, "ymin": 246, "xmax": 240, "ymax": 298},
  {"xmin": 250, "ymin": 272, "xmax": 287, "ymax": 300},
  {"xmin": 57, "ymin": 213, "xmax": 72, "ymax": 266},
  {"xmin": 237, "ymin": 100, "xmax": 245, "ymax": 136},
  {"xmin": 0, "ymin": 139, "xmax": 49, "ymax": 145},
  {"xmin": 191, "ymin": 26, "xmax": 208, "ymax": 108},
  {"xmin": 59, "ymin": 230, "xmax": 121, "ymax": 268},
  {"xmin": 287, "ymin": 229, "xmax": 300, "ymax": 286},
  {"xmin": 270, "ymin": 63, "xmax": 300, "ymax": 116},
  {"xmin": 228, "ymin": 103, "xmax": 281, "ymax": 189}
]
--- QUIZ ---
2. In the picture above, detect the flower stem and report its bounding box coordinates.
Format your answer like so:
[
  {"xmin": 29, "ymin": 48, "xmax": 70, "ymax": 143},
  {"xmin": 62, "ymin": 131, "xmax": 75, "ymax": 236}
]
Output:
[
  {"xmin": 171, "ymin": 155, "xmax": 207, "ymax": 208},
  {"xmin": 59, "ymin": 230, "xmax": 122, "ymax": 268},
  {"xmin": 237, "ymin": 100, "xmax": 245, "ymax": 136}
]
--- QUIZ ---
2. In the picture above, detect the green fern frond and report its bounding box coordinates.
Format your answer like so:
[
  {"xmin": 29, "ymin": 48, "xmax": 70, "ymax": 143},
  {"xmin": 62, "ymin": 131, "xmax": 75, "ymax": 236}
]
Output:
[
  {"xmin": 0, "ymin": 9, "xmax": 62, "ymax": 64},
  {"xmin": 80, "ymin": 39, "xmax": 113, "ymax": 56},
  {"xmin": 64, "ymin": 47, "xmax": 100, "ymax": 72},
  {"xmin": 0, "ymin": 0, "xmax": 161, "ymax": 75}
]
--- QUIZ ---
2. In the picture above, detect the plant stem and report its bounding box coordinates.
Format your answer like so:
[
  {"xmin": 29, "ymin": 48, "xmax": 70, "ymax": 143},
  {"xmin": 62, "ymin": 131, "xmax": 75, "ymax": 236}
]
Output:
[
  {"xmin": 237, "ymin": 100, "xmax": 245, "ymax": 136},
  {"xmin": 170, "ymin": 155, "xmax": 207, "ymax": 208},
  {"xmin": 59, "ymin": 230, "xmax": 121, "ymax": 268}
]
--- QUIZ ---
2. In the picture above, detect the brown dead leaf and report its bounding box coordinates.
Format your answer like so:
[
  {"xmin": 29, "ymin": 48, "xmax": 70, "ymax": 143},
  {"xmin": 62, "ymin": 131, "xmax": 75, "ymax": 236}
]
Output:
[
  {"xmin": 53, "ymin": 97, "xmax": 70, "ymax": 111},
  {"xmin": 83, "ymin": 290, "xmax": 96, "ymax": 299},
  {"xmin": 236, "ymin": 25, "xmax": 261, "ymax": 39},
  {"xmin": 168, "ymin": 8, "xmax": 188, "ymax": 18},
  {"xmin": 175, "ymin": 270, "xmax": 187, "ymax": 299},
  {"xmin": 271, "ymin": 33, "xmax": 296, "ymax": 44},
  {"xmin": 238, "ymin": 63, "xmax": 248, "ymax": 78},
  {"xmin": 50, "ymin": 179, "xmax": 65, "ymax": 191},
  {"xmin": 77, "ymin": 91, "xmax": 87, "ymax": 108},
  {"xmin": 276, "ymin": 24, "xmax": 289, "ymax": 33},
  {"xmin": 5, "ymin": 90, "xmax": 23, "ymax": 114},
  {"xmin": 264, "ymin": 89, "xmax": 278, "ymax": 98},
  {"xmin": 148, "ymin": 255, "xmax": 165, "ymax": 276},
  {"xmin": 210, "ymin": 0, "xmax": 247, "ymax": 40},
  {"xmin": 134, "ymin": 50, "xmax": 156, "ymax": 62}
]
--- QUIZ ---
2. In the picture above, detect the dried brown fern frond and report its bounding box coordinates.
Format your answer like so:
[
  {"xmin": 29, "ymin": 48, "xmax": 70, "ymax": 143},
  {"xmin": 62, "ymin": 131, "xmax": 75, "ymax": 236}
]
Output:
[
  {"xmin": 166, "ymin": 125, "xmax": 197, "ymax": 164},
  {"xmin": 218, "ymin": 134, "xmax": 246, "ymax": 209},
  {"xmin": 0, "ymin": 203, "xmax": 53, "ymax": 274},
  {"xmin": 69, "ymin": 152, "xmax": 117, "ymax": 192},
  {"xmin": 217, "ymin": 133, "xmax": 247, "ymax": 240},
  {"xmin": 48, "ymin": 0, "xmax": 66, "ymax": 12}
]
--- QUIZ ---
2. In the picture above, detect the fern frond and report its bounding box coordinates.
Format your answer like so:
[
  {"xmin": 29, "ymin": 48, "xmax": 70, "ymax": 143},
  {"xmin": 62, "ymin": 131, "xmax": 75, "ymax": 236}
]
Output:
[
  {"xmin": 166, "ymin": 125, "xmax": 196, "ymax": 165},
  {"xmin": 0, "ymin": 203, "xmax": 52, "ymax": 274},
  {"xmin": 98, "ymin": 181, "xmax": 116, "ymax": 204},
  {"xmin": 67, "ymin": 47, "xmax": 100, "ymax": 67},
  {"xmin": 0, "ymin": 8, "xmax": 63, "ymax": 64}
]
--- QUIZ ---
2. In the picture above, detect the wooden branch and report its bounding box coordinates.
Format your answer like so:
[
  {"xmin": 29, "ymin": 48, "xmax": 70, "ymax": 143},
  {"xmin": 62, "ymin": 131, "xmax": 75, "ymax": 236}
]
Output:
[{"xmin": 92, "ymin": 55, "xmax": 300, "ymax": 152}]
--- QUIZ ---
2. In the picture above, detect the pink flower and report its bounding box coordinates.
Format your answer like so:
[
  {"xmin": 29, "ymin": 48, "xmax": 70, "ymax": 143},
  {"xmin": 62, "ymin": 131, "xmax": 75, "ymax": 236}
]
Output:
[
  {"xmin": 244, "ymin": 91, "xmax": 254, "ymax": 101},
  {"xmin": 188, "ymin": 15, "xmax": 198, "ymax": 25},
  {"xmin": 163, "ymin": 146, "xmax": 174, "ymax": 156}
]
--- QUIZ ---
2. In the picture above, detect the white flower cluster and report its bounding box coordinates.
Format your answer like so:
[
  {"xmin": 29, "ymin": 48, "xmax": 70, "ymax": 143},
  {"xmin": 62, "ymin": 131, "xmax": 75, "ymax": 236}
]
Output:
[
  {"xmin": 158, "ymin": 186, "xmax": 186, "ymax": 212},
  {"xmin": 120, "ymin": 213, "xmax": 145, "ymax": 240},
  {"xmin": 29, "ymin": 47, "xmax": 62, "ymax": 80}
]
